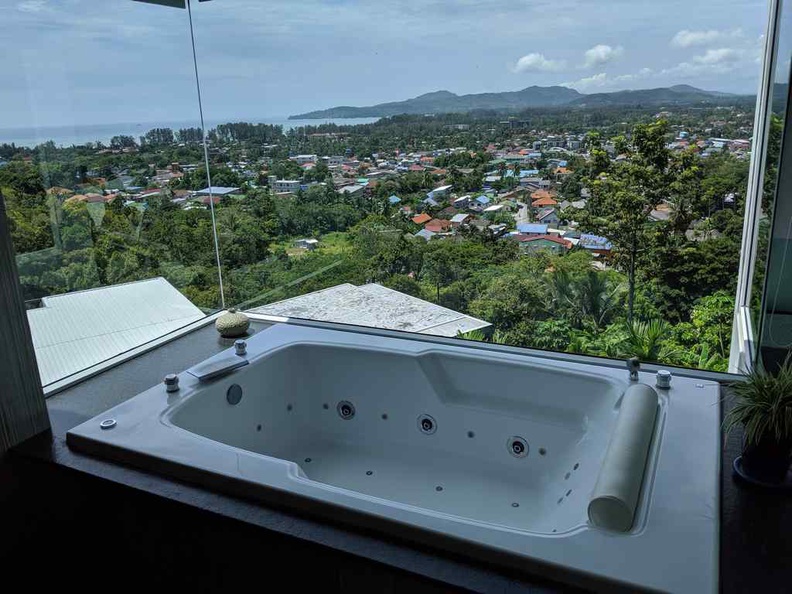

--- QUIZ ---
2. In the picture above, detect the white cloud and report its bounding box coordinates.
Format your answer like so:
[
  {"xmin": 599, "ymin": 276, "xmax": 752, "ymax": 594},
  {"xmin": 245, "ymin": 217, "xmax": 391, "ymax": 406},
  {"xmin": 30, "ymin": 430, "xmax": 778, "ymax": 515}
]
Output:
[
  {"xmin": 17, "ymin": 0, "xmax": 47, "ymax": 12},
  {"xmin": 614, "ymin": 67, "xmax": 653, "ymax": 82},
  {"xmin": 561, "ymin": 67, "xmax": 655, "ymax": 91},
  {"xmin": 670, "ymin": 28, "xmax": 743, "ymax": 48},
  {"xmin": 583, "ymin": 44, "xmax": 623, "ymax": 68},
  {"xmin": 513, "ymin": 52, "xmax": 566, "ymax": 73},
  {"xmin": 663, "ymin": 48, "xmax": 747, "ymax": 77},
  {"xmin": 561, "ymin": 72, "xmax": 609, "ymax": 90}
]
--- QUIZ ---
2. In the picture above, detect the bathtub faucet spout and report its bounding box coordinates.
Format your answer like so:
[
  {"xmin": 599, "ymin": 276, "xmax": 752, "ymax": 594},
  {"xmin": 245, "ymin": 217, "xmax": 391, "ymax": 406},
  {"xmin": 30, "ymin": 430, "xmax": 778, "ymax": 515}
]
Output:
[{"xmin": 626, "ymin": 357, "xmax": 640, "ymax": 381}]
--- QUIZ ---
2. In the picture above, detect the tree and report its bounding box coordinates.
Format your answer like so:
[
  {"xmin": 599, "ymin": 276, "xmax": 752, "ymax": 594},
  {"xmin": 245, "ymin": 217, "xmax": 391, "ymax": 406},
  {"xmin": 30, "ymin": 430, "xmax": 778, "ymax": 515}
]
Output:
[
  {"xmin": 110, "ymin": 135, "xmax": 137, "ymax": 150},
  {"xmin": 619, "ymin": 319, "xmax": 677, "ymax": 363},
  {"xmin": 578, "ymin": 120, "xmax": 670, "ymax": 322}
]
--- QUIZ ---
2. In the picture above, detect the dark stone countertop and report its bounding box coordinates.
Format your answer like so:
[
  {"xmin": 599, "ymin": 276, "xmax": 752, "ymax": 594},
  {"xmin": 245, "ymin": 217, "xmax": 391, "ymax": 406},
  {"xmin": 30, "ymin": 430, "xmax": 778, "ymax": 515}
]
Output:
[{"xmin": 8, "ymin": 320, "xmax": 792, "ymax": 593}]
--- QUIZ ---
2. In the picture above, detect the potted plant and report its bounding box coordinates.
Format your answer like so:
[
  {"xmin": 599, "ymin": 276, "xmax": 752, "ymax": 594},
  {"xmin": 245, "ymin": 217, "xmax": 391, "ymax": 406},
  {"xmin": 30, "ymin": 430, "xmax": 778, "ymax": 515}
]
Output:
[{"xmin": 724, "ymin": 360, "xmax": 792, "ymax": 484}]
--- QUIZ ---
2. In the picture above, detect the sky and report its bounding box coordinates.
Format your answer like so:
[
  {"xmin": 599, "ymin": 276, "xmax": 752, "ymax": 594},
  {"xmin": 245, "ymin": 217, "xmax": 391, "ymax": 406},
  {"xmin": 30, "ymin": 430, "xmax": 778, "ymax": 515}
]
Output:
[{"xmin": 0, "ymin": 0, "xmax": 778, "ymax": 129}]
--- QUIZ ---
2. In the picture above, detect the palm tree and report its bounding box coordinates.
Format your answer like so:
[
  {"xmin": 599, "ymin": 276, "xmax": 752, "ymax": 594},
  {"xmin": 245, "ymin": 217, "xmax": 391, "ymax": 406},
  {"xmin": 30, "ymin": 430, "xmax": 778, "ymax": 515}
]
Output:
[
  {"xmin": 619, "ymin": 319, "xmax": 678, "ymax": 363},
  {"xmin": 577, "ymin": 271, "xmax": 624, "ymax": 330}
]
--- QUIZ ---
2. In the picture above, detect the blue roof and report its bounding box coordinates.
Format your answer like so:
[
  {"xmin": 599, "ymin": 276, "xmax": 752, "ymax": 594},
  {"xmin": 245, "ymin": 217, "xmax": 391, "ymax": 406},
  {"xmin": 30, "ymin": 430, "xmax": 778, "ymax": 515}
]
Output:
[
  {"xmin": 517, "ymin": 223, "xmax": 549, "ymax": 234},
  {"xmin": 519, "ymin": 169, "xmax": 540, "ymax": 177},
  {"xmin": 475, "ymin": 195, "xmax": 491, "ymax": 205},
  {"xmin": 423, "ymin": 196, "xmax": 439, "ymax": 206},
  {"xmin": 579, "ymin": 234, "xmax": 613, "ymax": 250},
  {"xmin": 528, "ymin": 152, "xmax": 542, "ymax": 159},
  {"xmin": 503, "ymin": 170, "xmax": 515, "ymax": 177},
  {"xmin": 388, "ymin": 195, "xmax": 401, "ymax": 204},
  {"xmin": 558, "ymin": 160, "xmax": 568, "ymax": 167}
]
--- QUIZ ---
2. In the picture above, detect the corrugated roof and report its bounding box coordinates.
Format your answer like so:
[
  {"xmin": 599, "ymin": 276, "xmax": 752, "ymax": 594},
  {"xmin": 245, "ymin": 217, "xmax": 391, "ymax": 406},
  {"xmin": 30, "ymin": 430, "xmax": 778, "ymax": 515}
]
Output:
[
  {"xmin": 27, "ymin": 277, "xmax": 205, "ymax": 386},
  {"xmin": 249, "ymin": 283, "xmax": 491, "ymax": 337}
]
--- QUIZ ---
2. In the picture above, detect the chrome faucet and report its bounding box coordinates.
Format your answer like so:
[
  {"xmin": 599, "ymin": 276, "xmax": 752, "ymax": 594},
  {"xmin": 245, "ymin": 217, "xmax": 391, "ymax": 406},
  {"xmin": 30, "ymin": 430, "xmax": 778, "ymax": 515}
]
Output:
[
  {"xmin": 186, "ymin": 355, "xmax": 249, "ymax": 382},
  {"xmin": 627, "ymin": 357, "xmax": 640, "ymax": 381}
]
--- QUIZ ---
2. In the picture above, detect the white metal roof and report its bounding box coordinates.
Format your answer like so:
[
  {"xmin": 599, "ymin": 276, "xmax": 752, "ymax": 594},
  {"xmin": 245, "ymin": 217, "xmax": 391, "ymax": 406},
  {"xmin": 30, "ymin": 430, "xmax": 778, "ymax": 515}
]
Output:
[
  {"xmin": 249, "ymin": 283, "xmax": 490, "ymax": 337},
  {"xmin": 27, "ymin": 277, "xmax": 205, "ymax": 386}
]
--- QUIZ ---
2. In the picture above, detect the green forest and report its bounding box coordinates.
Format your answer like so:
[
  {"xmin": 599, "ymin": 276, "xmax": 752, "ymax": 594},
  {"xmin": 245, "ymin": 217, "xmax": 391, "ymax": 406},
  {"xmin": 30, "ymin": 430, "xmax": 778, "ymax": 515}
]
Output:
[{"xmin": 0, "ymin": 104, "xmax": 776, "ymax": 372}]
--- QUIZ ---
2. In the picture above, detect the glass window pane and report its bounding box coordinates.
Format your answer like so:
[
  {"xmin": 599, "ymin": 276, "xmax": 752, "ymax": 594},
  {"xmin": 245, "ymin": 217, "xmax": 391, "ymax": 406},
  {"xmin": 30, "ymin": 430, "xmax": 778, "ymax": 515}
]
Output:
[
  {"xmin": 178, "ymin": 0, "xmax": 776, "ymax": 373},
  {"xmin": 0, "ymin": 1, "xmax": 222, "ymax": 387}
]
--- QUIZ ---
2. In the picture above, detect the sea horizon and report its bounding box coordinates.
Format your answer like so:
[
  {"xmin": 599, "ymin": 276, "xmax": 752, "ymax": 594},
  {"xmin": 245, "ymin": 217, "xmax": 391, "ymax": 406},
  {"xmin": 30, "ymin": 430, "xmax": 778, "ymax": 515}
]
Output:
[{"xmin": 0, "ymin": 116, "xmax": 381, "ymax": 149}]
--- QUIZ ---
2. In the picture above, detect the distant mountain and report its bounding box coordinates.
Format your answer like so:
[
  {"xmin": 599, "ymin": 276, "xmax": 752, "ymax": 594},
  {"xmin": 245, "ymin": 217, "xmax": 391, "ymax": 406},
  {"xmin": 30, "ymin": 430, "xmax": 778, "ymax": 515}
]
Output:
[
  {"xmin": 289, "ymin": 86, "xmax": 583, "ymax": 119},
  {"xmin": 289, "ymin": 84, "xmax": 750, "ymax": 119},
  {"xmin": 569, "ymin": 84, "xmax": 742, "ymax": 107}
]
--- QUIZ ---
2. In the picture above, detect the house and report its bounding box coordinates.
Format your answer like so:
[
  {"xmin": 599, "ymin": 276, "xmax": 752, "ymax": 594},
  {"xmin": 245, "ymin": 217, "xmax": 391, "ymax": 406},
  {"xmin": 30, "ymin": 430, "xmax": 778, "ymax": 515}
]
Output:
[
  {"xmin": 532, "ymin": 196, "xmax": 558, "ymax": 208},
  {"xmin": 515, "ymin": 235, "xmax": 572, "ymax": 254},
  {"xmin": 435, "ymin": 206, "xmax": 458, "ymax": 219},
  {"xmin": 483, "ymin": 204, "xmax": 505, "ymax": 214},
  {"xmin": 414, "ymin": 228, "xmax": 437, "ymax": 240},
  {"xmin": 412, "ymin": 213, "xmax": 432, "ymax": 225},
  {"xmin": 430, "ymin": 184, "xmax": 453, "ymax": 199},
  {"xmin": 339, "ymin": 184, "xmax": 365, "ymax": 196},
  {"xmin": 290, "ymin": 154, "xmax": 318, "ymax": 165},
  {"xmin": 516, "ymin": 223, "xmax": 549, "ymax": 236},
  {"xmin": 450, "ymin": 213, "xmax": 473, "ymax": 228},
  {"xmin": 488, "ymin": 224, "xmax": 509, "ymax": 237},
  {"xmin": 536, "ymin": 208, "xmax": 560, "ymax": 225},
  {"xmin": 388, "ymin": 195, "xmax": 401, "ymax": 205},
  {"xmin": 423, "ymin": 196, "xmax": 439, "ymax": 208},
  {"xmin": 453, "ymin": 195, "xmax": 471, "ymax": 209},
  {"xmin": 649, "ymin": 203, "xmax": 672, "ymax": 222},
  {"xmin": 530, "ymin": 189, "xmax": 556, "ymax": 202},
  {"xmin": 579, "ymin": 233, "xmax": 613, "ymax": 254},
  {"xmin": 270, "ymin": 178, "xmax": 300, "ymax": 193},
  {"xmin": 295, "ymin": 238, "xmax": 319, "ymax": 251},
  {"xmin": 424, "ymin": 219, "xmax": 452, "ymax": 233},
  {"xmin": 196, "ymin": 186, "xmax": 240, "ymax": 198},
  {"xmin": 475, "ymin": 195, "xmax": 491, "ymax": 206}
]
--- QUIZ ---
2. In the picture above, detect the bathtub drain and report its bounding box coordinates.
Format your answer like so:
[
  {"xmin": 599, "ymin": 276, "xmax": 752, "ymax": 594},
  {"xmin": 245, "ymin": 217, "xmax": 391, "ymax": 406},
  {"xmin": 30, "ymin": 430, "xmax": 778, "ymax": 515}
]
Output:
[
  {"xmin": 337, "ymin": 401, "xmax": 355, "ymax": 420},
  {"xmin": 508, "ymin": 436, "xmax": 529, "ymax": 458},
  {"xmin": 417, "ymin": 414, "xmax": 437, "ymax": 435}
]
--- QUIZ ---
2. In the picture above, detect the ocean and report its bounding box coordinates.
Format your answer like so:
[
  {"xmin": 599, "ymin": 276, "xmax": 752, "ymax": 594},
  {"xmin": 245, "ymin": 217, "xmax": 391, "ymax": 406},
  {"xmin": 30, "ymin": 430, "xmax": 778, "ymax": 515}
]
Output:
[{"xmin": 0, "ymin": 117, "xmax": 381, "ymax": 149}]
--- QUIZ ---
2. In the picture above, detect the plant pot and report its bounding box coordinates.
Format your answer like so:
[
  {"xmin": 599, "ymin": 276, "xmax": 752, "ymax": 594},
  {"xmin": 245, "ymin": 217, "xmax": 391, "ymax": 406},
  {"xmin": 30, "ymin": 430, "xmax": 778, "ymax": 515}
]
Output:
[{"xmin": 740, "ymin": 435, "xmax": 792, "ymax": 484}]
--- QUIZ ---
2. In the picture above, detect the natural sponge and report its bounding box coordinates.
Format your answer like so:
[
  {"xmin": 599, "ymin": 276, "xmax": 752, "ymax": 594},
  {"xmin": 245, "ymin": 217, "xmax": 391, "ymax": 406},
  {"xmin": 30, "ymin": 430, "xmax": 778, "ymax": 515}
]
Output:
[{"xmin": 215, "ymin": 308, "xmax": 250, "ymax": 338}]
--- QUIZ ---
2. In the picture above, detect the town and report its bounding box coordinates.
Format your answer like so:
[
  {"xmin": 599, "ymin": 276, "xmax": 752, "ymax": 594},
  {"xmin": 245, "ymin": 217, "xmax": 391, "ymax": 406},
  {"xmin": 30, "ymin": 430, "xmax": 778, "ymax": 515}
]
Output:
[{"xmin": 0, "ymin": 103, "xmax": 759, "ymax": 373}]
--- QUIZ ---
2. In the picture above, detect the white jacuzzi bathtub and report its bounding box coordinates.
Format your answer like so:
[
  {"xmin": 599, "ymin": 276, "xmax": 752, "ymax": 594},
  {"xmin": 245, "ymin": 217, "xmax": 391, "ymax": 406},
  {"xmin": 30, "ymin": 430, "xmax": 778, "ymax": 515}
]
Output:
[{"xmin": 67, "ymin": 323, "xmax": 720, "ymax": 593}]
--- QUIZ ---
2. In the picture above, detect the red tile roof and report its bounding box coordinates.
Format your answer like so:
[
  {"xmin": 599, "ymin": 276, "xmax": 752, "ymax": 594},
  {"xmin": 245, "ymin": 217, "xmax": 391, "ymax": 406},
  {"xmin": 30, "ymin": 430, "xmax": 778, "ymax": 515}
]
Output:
[
  {"xmin": 412, "ymin": 213, "xmax": 432, "ymax": 225},
  {"xmin": 424, "ymin": 218, "xmax": 452, "ymax": 233},
  {"xmin": 532, "ymin": 196, "xmax": 558, "ymax": 207},
  {"xmin": 515, "ymin": 234, "xmax": 571, "ymax": 248}
]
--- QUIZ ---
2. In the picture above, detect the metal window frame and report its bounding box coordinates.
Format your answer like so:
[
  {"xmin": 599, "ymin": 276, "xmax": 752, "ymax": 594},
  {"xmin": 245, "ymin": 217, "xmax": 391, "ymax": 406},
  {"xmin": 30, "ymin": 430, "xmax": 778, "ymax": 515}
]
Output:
[{"xmin": 729, "ymin": 0, "xmax": 785, "ymax": 373}]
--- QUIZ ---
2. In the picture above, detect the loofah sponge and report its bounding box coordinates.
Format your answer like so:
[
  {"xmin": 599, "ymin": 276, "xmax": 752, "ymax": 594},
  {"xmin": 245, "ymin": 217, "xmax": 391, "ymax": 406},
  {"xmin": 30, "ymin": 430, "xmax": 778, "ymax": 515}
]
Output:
[{"xmin": 215, "ymin": 308, "xmax": 250, "ymax": 338}]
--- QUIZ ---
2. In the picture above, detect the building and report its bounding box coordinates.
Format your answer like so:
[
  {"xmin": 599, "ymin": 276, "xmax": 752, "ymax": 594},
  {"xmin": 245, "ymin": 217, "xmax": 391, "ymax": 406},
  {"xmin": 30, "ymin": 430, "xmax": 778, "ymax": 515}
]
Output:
[
  {"xmin": 290, "ymin": 154, "xmax": 318, "ymax": 165},
  {"xmin": 249, "ymin": 283, "xmax": 491, "ymax": 337},
  {"xmin": 424, "ymin": 219, "xmax": 452, "ymax": 233},
  {"xmin": 414, "ymin": 228, "xmax": 437, "ymax": 240},
  {"xmin": 450, "ymin": 213, "xmax": 473, "ymax": 228},
  {"xmin": 26, "ymin": 278, "xmax": 204, "ymax": 386},
  {"xmin": 453, "ymin": 195, "xmax": 471, "ymax": 209},
  {"xmin": 516, "ymin": 223, "xmax": 549, "ymax": 236},
  {"xmin": 412, "ymin": 213, "xmax": 432, "ymax": 225},
  {"xmin": 294, "ymin": 238, "xmax": 319, "ymax": 251},
  {"xmin": 536, "ymin": 209, "xmax": 560, "ymax": 225},
  {"xmin": 430, "ymin": 184, "xmax": 453, "ymax": 199},
  {"xmin": 579, "ymin": 233, "xmax": 613, "ymax": 254},
  {"xmin": 515, "ymin": 235, "xmax": 572, "ymax": 254},
  {"xmin": 268, "ymin": 176, "xmax": 300, "ymax": 193},
  {"xmin": 339, "ymin": 184, "xmax": 365, "ymax": 196}
]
